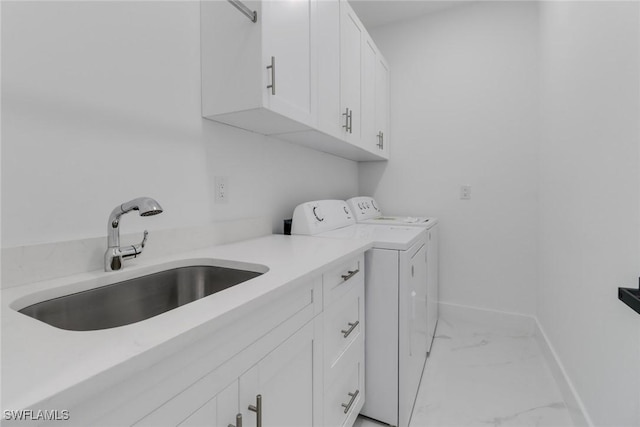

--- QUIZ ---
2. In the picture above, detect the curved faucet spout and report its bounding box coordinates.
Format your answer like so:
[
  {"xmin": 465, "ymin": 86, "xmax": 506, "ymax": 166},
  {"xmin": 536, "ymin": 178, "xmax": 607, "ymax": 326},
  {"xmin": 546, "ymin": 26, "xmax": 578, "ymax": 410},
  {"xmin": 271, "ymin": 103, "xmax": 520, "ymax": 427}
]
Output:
[{"xmin": 105, "ymin": 197, "xmax": 163, "ymax": 271}]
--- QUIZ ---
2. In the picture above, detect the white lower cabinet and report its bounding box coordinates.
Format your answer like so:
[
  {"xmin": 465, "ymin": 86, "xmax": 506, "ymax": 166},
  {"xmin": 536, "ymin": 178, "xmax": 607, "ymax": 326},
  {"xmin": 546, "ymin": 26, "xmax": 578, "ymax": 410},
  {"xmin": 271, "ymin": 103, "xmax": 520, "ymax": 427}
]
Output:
[
  {"xmin": 179, "ymin": 381, "xmax": 238, "ymax": 427},
  {"xmin": 240, "ymin": 321, "xmax": 316, "ymax": 427},
  {"xmin": 135, "ymin": 315, "xmax": 318, "ymax": 427},
  {"xmin": 324, "ymin": 337, "xmax": 364, "ymax": 427},
  {"xmin": 162, "ymin": 321, "xmax": 317, "ymax": 427},
  {"xmin": 322, "ymin": 255, "xmax": 366, "ymax": 427},
  {"xmin": 99, "ymin": 256, "xmax": 367, "ymax": 427}
]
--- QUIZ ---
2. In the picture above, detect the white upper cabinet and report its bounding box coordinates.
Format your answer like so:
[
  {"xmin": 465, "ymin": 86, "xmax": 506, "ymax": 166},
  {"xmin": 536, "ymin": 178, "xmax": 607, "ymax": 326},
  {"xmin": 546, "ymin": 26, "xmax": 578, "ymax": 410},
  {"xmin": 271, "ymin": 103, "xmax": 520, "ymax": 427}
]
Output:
[
  {"xmin": 201, "ymin": 0, "xmax": 316, "ymax": 135},
  {"xmin": 340, "ymin": 0, "xmax": 363, "ymax": 144},
  {"xmin": 201, "ymin": 0, "xmax": 389, "ymax": 161},
  {"xmin": 316, "ymin": 0, "xmax": 342, "ymax": 139},
  {"xmin": 374, "ymin": 53, "xmax": 390, "ymax": 157},
  {"xmin": 361, "ymin": 35, "xmax": 378, "ymax": 152},
  {"xmin": 261, "ymin": 0, "xmax": 315, "ymax": 126},
  {"xmin": 336, "ymin": 0, "xmax": 389, "ymax": 160}
]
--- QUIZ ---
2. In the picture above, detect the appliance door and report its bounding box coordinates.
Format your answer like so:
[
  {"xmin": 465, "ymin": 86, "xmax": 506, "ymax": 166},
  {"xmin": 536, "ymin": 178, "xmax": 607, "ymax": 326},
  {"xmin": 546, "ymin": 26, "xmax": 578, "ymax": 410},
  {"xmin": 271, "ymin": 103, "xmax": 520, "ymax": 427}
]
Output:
[
  {"xmin": 361, "ymin": 248, "xmax": 399, "ymax": 425},
  {"xmin": 427, "ymin": 225, "xmax": 439, "ymax": 353},
  {"xmin": 398, "ymin": 241, "xmax": 428, "ymax": 427}
]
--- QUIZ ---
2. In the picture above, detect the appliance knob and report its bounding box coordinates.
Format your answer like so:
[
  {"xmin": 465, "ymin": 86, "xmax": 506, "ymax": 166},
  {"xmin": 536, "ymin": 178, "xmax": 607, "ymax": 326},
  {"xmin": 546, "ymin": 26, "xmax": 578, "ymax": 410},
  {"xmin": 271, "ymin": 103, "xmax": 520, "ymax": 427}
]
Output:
[{"xmin": 312, "ymin": 206, "xmax": 324, "ymax": 222}]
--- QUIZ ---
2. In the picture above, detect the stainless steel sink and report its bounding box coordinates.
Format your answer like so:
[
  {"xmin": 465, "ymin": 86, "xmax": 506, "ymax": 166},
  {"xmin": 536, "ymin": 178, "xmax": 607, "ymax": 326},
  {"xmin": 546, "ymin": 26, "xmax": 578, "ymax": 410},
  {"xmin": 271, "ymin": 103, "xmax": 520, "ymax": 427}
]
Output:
[{"xmin": 18, "ymin": 265, "xmax": 263, "ymax": 331}]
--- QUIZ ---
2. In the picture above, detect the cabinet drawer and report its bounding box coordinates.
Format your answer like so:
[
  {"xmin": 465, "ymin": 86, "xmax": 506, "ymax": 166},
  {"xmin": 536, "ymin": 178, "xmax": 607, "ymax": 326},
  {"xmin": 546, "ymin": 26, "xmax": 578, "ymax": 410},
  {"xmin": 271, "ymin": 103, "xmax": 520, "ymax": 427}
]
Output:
[
  {"xmin": 324, "ymin": 335, "xmax": 365, "ymax": 427},
  {"xmin": 324, "ymin": 279, "xmax": 364, "ymax": 370},
  {"xmin": 323, "ymin": 255, "xmax": 364, "ymax": 307}
]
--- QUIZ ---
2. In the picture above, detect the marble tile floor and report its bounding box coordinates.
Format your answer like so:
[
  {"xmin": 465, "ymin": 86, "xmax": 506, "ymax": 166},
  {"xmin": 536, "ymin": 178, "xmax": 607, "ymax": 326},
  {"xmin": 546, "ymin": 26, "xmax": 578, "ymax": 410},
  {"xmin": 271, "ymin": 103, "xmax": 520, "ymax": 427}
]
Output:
[{"xmin": 354, "ymin": 315, "xmax": 574, "ymax": 427}]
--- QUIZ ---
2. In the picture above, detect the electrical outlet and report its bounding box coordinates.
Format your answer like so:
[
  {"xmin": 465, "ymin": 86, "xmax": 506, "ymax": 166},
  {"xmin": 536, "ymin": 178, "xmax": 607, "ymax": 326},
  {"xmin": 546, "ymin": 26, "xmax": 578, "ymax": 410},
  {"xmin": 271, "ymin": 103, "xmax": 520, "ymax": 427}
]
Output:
[
  {"xmin": 215, "ymin": 176, "xmax": 228, "ymax": 204},
  {"xmin": 460, "ymin": 185, "xmax": 471, "ymax": 200}
]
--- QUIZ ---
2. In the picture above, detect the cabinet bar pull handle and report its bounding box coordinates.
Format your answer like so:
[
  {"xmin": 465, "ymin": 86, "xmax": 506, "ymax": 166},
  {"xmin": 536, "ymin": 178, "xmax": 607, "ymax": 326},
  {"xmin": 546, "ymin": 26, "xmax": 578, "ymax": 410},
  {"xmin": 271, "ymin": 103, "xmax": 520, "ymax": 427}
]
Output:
[
  {"xmin": 350, "ymin": 110, "xmax": 354, "ymax": 133},
  {"xmin": 377, "ymin": 131, "xmax": 384, "ymax": 149},
  {"xmin": 228, "ymin": 413, "xmax": 243, "ymax": 427},
  {"xmin": 342, "ymin": 108, "xmax": 350, "ymax": 131},
  {"xmin": 248, "ymin": 394, "xmax": 262, "ymax": 427},
  {"xmin": 341, "ymin": 320, "xmax": 360, "ymax": 338},
  {"xmin": 341, "ymin": 268, "xmax": 359, "ymax": 282},
  {"xmin": 266, "ymin": 57, "xmax": 276, "ymax": 95},
  {"xmin": 341, "ymin": 389, "xmax": 360, "ymax": 413}
]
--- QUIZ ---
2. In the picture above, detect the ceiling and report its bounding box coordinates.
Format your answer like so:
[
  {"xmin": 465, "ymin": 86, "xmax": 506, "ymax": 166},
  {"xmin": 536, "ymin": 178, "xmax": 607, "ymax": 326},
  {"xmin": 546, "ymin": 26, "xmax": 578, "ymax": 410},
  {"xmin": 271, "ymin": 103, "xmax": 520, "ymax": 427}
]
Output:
[{"xmin": 349, "ymin": 0, "xmax": 472, "ymax": 28}]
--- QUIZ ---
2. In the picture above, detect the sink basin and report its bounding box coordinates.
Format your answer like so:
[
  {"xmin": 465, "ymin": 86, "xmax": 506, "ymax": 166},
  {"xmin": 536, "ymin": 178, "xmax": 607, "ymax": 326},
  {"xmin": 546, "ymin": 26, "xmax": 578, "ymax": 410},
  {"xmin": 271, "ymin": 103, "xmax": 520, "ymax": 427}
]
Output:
[{"xmin": 18, "ymin": 265, "xmax": 264, "ymax": 331}]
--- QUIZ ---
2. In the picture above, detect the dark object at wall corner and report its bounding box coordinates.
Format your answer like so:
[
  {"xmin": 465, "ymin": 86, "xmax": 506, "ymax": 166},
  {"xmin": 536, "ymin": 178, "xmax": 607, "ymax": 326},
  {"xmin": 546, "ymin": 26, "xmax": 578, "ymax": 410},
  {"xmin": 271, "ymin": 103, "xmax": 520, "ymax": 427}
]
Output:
[{"xmin": 618, "ymin": 277, "xmax": 640, "ymax": 316}]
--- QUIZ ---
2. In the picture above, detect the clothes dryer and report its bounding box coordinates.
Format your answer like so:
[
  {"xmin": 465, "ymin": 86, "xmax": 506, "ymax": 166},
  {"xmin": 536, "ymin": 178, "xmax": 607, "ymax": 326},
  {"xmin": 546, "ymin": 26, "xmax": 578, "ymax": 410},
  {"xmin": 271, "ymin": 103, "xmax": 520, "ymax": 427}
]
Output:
[
  {"xmin": 292, "ymin": 200, "xmax": 428, "ymax": 427},
  {"xmin": 347, "ymin": 196, "xmax": 439, "ymax": 354}
]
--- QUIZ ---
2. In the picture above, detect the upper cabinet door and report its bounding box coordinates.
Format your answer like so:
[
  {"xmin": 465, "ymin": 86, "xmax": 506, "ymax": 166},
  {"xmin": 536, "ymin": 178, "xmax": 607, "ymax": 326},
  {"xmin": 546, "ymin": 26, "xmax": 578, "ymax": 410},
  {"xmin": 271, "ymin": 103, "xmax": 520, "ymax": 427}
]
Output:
[
  {"xmin": 340, "ymin": 0, "xmax": 363, "ymax": 143},
  {"xmin": 361, "ymin": 36, "xmax": 377, "ymax": 152},
  {"xmin": 375, "ymin": 54, "xmax": 390, "ymax": 157},
  {"xmin": 201, "ymin": 0, "xmax": 315, "ymax": 135},
  {"xmin": 262, "ymin": 0, "xmax": 315, "ymax": 126},
  {"xmin": 316, "ymin": 0, "xmax": 342, "ymax": 138}
]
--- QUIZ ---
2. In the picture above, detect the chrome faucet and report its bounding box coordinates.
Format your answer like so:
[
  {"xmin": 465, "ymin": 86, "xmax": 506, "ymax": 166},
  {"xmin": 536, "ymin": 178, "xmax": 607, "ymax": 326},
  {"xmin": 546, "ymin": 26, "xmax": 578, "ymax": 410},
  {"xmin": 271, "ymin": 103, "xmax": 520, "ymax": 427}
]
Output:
[{"xmin": 105, "ymin": 197, "xmax": 163, "ymax": 271}]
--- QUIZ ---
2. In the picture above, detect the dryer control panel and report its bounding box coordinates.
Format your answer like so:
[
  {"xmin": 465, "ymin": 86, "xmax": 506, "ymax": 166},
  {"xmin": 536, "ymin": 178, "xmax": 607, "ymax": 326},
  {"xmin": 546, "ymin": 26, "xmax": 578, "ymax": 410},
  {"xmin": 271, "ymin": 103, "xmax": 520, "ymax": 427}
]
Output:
[
  {"xmin": 347, "ymin": 196, "xmax": 382, "ymax": 221},
  {"xmin": 291, "ymin": 200, "xmax": 355, "ymax": 235}
]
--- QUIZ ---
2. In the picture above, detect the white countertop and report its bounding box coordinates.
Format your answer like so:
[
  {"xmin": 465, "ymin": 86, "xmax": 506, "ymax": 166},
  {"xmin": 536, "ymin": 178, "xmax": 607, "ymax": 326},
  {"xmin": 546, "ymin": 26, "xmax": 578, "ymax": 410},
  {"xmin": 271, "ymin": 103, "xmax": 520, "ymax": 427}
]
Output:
[
  {"xmin": 1, "ymin": 234, "xmax": 372, "ymax": 410},
  {"xmin": 316, "ymin": 224, "xmax": 426, "ymax": 251}
]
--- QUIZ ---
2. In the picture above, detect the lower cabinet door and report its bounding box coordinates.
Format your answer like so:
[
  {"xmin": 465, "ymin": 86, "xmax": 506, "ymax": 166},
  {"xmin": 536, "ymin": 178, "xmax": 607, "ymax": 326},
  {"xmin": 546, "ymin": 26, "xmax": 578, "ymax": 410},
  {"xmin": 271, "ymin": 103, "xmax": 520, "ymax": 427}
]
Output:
[
  {"xmin": 179, "ymin": 381, "xmax": 238, "ymax": 427},
  {"xmin": 240, "ymin": 321, "xmax": 317, "ymax": 427},
  {"xmin": 324, "ymin": 336, "xmax": 364, "ymax": 427}
]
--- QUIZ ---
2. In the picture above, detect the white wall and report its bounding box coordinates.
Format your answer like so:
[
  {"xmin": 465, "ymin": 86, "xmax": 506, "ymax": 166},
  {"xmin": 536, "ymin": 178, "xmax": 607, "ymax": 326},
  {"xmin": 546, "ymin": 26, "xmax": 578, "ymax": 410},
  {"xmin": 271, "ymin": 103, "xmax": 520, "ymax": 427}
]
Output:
[
  {"xmin": 538, "ymin": 2, "xmax": 640, "ymax": 425},
  {"xmin": 1, "ymin": 1, "xmax": 358, "ymax": 248},
  {"xmin": 360, "ymin": 1, "xmax": 540, "ymax": 315}
]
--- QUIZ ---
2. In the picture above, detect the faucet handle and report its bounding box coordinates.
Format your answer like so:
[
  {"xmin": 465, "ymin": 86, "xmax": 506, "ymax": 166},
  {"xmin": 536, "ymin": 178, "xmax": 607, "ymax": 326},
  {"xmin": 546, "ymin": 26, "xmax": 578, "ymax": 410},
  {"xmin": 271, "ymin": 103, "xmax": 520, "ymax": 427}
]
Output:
[
  {"xmin": 121, "ymin": 230, "xmax": 149, "ymax": 260},
  {"xmin": 140, "ymin": 230, "xmax": 149, "ymax": 248}
]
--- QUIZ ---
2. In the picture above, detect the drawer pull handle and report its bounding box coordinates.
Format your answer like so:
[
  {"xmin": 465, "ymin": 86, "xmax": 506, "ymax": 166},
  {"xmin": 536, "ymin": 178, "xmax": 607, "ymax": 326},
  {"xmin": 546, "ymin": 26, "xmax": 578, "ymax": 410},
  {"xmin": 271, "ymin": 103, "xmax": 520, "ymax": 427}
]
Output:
[
  {"xmin": 341, "ymin": 321, "xmax": 360, "ymax": 338},
  {"xmin": 228, "ymin": 413, "xmax": 242, "ymax": 427},
  {"xmin": 341, "ymin": 269, "xmax": 359, "ymax": 282},
  {"xmin": 341, "ymin": 389, "xmax": 360, "ymax": 413},
  {"xmin": 248, "ymin": 394, "xmax": 262, "ymax": 427}
]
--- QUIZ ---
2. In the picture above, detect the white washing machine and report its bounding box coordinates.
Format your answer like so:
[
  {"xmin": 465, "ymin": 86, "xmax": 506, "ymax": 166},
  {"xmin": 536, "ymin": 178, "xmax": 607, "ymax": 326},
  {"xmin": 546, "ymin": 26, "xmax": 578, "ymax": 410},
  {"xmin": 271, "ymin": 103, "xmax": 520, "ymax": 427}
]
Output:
[
  {"xmin": 292, "ymin": 200, "xmax": 428, "ymax": 427},
  {"xmin": 347, "ymin": 196, "xmax": 437, "ymax": 228},
  {"xmin": 347, "ymin": 196, "xmax": 439, "ymax": 354}
]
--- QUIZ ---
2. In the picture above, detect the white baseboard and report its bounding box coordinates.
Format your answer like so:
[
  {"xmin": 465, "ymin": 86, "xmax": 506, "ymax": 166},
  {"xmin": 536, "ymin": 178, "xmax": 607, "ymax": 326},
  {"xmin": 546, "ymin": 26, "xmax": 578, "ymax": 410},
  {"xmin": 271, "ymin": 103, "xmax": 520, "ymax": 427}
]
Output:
[
  {"xmin": 439, "ymin": 301, "xmax": 592, "ymax": 426},
  {"xmin": 438, "ymin": 301, "xmax": 536, "ymax": 335},
  {"xmin": 534, "ymin": 320, "xmax": 593, "ymax": 427}
]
